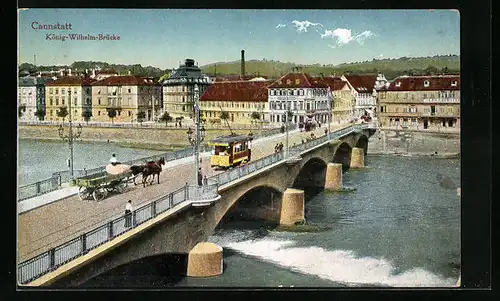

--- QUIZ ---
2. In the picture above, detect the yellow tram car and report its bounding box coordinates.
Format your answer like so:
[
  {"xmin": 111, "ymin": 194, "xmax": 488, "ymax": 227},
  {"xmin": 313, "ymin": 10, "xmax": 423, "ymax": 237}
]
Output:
[{"xmin": 208, "ymin": 135, "xmax": 253, "ymax": 169}]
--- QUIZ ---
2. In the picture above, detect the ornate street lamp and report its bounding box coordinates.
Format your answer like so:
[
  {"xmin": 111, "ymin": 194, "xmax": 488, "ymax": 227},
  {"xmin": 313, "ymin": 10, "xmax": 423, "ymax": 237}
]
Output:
[
  {"xmin": 186, "ymin": 84, "xmax": 206, "ymax": 185},
  {"xmin": 57, "ymin": 89, "xmax": 83, "ymax": 178}
]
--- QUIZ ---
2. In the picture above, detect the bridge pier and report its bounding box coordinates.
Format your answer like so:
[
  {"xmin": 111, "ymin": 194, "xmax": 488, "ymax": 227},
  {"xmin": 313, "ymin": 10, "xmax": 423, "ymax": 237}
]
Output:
[
  {"xmin": 324, "ymin": 163, "xmax": 342, "ymax": 190},
  {"xmin": 350, "ymin": 147, "xmax": 364, "ymax": 168},
  {"xmin": 279, "ymin": 188, "xmax": 305, "ymax": 226},
  {"xmin": 186, "ymin": 242, "xmax": 223, "ymax": 277}
]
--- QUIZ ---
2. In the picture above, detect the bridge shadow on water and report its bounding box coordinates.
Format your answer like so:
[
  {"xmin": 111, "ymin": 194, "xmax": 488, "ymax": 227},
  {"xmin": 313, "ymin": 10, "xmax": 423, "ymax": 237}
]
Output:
[{"xmin": 77, "ymin": 253, "xmax": 188, "ymax": 288}]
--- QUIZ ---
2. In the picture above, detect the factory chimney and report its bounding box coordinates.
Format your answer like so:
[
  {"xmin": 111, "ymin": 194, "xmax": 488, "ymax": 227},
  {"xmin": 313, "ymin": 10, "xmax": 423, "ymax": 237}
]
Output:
[{"xmin": 241, "ymin": 50, "xmax": 245, "ymax": 77}]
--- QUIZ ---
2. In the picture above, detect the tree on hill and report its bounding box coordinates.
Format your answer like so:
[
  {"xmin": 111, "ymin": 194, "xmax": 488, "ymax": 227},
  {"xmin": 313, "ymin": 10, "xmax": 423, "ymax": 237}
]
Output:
[
  {"xmin": 107, "ymin": 108, "xmax": 117, "ymax": 124},
  {"xmin": 34, "ymin": 108, "xmax": 46, "ymax": 121},
  {"xmin": 56, "ymin": 106, "xmax": 69, "ymax": 125}
]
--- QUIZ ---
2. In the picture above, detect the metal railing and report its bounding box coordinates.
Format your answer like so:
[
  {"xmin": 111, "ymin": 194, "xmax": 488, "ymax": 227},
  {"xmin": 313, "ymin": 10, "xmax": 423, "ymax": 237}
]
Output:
[
  {"xmin": 18, "ymin": 125, "xmax": 297, "ymax": 201},
  {"xmin": 17, "ymin": 123, "xmax": 368, "ymax": 285},
  {"xmin": 17, "ymin": 183, "xmax": 210, "ymax": 285}
]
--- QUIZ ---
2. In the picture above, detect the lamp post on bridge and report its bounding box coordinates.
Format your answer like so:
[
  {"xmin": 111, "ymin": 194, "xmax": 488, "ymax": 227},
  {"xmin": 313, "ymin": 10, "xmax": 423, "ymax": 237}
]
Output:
[
  {"xmin": 57, "ymin": 89, "xmax": 83, "ymax": 178},
  {"xmin": 187, "ymin": 84, "xmax": 206, "ymax": 185}
]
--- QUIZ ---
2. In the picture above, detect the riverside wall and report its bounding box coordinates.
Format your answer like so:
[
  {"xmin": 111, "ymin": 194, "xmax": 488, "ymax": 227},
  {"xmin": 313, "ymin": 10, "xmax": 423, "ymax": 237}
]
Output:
[
  {"xmin": 18, "ymin": 124, "xmax": 260, "ymax": 148},
  {"xmin": 368, "ymin": 128, "xmax": 460, "ymax": 157}
]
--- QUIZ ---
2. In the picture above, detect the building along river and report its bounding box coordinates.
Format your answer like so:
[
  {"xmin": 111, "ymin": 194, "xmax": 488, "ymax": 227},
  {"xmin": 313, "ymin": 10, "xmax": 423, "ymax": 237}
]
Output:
[{"xmin": 79, "ymin": 154, "xmax": 460, "ymax": 288}]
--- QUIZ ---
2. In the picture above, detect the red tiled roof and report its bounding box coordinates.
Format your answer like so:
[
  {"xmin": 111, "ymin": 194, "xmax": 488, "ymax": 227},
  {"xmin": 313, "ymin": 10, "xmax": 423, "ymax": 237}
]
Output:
[
  {"xmin": 200, "ymin": 81, "xmax": 270, "ymax": 102},
  {"xmin": 343, "ymin": 75, "xmax": 377, "ymax": 93},
  {"xmin": 45, "ymin": 76, "xmax": 95, "ymax": 86},
  {"xmin": 318, "ymin": 76, "xmax": 348, "ymax": 91},
  {"xmin": 385, "ymin": 75, "xmax": 460, "ymax": 91},
  {"xmin": 91, "ymin": 75, "xmax": 156, "ymax": 86},
  {"xmin": 215, "ymin": 75, "xmax": 269, "ymax": 82},
  {"xmin": 268, "ymin": 72, "xmax": 329, "ymax": 89}
]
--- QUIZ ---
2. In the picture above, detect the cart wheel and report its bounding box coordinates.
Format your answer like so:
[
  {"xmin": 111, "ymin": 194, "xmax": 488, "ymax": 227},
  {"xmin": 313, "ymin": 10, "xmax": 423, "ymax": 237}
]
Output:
[
  {"xmin": 116, "ymin": 182, "xmax": 127, "ymax": 194},
  {"xmin": 78, "ymin": 187, "xmax": 91, "ymax": 200},
  {"xmin": 92, "ymin": 188, "xmax": 107, "ymax": 201}
]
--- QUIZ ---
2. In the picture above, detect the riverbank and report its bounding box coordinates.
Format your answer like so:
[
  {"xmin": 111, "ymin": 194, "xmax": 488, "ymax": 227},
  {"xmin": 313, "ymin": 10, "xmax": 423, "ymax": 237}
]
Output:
[
  {"xmin": 368, "ymin": 129, "xmax": 460, "ymax": 157},
  {"xmin": 18, "ymin": 124, "xmax": 261, "ymax": 149}
]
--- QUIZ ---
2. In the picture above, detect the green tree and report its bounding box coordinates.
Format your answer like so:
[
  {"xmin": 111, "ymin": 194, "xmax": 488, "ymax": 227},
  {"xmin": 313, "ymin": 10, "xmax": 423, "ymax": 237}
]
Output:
[
  {"xmin": 137, "ymin": 110, "xmax": 146, "ymax": 124},
  {"xmin": 34, "ymin": 108, "xmax": 46, "ymax": 121},
  {"xmin": 423, "ymin": 65, "xmax": 439, "ymax": 75},
  {"xmin": 159, "ymin": 111, "xmax": 173, "ymax": 126},
  {"xmin": 107, "ymin": 108, "xmax": 117, "ymax": 124},
  {"xmin": 56, "ymin": 106, "xmax": 69, "ymax": 125},
  {"xmin": 250, "ymin": 111, "xmax": 261, "ymax": 124},
  {"xmin": 81, "ymin": 110, "xmax": 92, "ymax": 124},
  {"xmin": 220, "ymin": 110, "xmax": 230, "ymax": 123}
]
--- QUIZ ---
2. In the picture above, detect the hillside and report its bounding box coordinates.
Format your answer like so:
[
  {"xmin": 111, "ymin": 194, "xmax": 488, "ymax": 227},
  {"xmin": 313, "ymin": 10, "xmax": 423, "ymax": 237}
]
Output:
[
  {"xmin": 19, "ymin": 55, "xmax": 459, "ymax": 81},
  {"xmin": 200, "ymin": 55, "xmax": 460, "ymax": 79}
]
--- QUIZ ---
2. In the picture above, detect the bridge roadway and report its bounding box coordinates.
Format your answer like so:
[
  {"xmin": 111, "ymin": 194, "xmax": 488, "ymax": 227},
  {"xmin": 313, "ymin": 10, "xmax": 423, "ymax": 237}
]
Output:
[{"xmin": 18, "ymin": 125, "xmax": 347, "ymax": 263}]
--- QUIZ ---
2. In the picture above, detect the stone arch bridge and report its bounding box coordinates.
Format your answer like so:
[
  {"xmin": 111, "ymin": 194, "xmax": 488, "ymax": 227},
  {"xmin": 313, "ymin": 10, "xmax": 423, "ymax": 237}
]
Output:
[{"xmin": 24, "ymin": 125, "xmax": 375, "ymax": 287}]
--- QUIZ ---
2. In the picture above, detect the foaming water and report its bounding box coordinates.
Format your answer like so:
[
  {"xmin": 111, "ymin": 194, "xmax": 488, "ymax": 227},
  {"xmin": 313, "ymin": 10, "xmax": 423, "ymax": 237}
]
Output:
[{"xmin": 220, "ymin": 236, "xmax": 456, "ymax": 287}]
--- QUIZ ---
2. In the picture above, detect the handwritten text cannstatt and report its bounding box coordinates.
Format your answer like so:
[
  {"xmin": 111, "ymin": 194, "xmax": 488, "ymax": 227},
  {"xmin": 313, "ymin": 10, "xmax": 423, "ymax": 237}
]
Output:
[{"xmin": 31, "ymin": 21, "xmax": 121, "ymax": 41}]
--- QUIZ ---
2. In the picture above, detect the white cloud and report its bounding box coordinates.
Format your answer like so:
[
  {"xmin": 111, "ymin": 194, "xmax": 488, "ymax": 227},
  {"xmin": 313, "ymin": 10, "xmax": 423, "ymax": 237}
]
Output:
[
  {"xmin": 291, "ymin": 20, "xmax": 323, "ymax": 33},
  {"xmin": 320, "ymin": 28, "xmax": 376, "ymax": 46},
  {"xmin": 276, "ymin": 20, "xmax": 375, "ymax": 48}
]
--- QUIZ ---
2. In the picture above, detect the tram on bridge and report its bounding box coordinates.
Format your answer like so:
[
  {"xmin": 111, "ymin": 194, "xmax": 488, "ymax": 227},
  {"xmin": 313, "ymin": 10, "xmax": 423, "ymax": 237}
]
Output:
[{"xmin": 208, "ymin": 134, "xmax": 253, "ymax": 170}]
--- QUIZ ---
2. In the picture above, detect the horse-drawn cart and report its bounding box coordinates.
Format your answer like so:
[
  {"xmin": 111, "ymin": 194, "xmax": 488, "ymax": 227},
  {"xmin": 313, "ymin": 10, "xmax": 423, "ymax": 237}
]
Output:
[{"xmin": 72, "ymin": 170, "xmax": 133, "ymax": 201}]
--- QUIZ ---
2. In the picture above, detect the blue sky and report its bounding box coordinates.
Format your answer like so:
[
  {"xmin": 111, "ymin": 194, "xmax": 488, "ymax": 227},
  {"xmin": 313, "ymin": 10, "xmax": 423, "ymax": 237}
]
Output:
[{"xmin": 18, "ymin": 9, "xmax": 460, "ymax": 69}]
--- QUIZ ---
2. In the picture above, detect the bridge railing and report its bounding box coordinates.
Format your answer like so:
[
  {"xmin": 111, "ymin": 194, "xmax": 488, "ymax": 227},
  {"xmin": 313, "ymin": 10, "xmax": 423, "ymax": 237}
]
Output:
[
  {"xmin": 16, "ymin": 179, "xmax": 219, "ymax": 285},
  {"xmin": 17, "ymin": 125, "xmax": 295, "ymax": 201},
  {"xmin": 17, "ymin": 123, "xmax": 369, "ymax": 284}
]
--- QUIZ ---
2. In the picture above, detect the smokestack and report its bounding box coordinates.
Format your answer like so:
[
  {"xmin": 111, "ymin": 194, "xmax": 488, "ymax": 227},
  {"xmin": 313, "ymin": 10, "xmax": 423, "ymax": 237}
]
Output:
[{"xmin": 241, "ymin": 50, "xmax": 245, "ymax": 77}]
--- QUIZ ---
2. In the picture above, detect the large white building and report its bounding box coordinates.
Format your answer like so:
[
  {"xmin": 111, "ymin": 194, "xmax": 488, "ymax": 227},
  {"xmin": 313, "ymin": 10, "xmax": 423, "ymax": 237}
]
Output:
[
  {"xmin": 267, "ymin": 71, "xmax": 330, "ymax": 125},
  {"xmin": 342, "ymin": 74, "xmax": 389, "ymax": 119}
]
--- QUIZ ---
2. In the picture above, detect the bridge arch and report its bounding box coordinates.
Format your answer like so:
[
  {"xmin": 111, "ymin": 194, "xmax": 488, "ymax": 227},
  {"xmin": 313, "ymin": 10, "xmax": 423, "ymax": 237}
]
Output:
[
  {"xmin": 355, "ymin": 134, "xmax": 369, "ymax": 155},
  {"xmin": 332, "ymin": 142, "xmax": 352, "ymax": 172},
  {"xmin": 217, "ymin": 185, "xmax": 283, "ymax": 227},
  {"xmin": 292, "ymin": 157, "xmax": 328, "ymax": 192}
]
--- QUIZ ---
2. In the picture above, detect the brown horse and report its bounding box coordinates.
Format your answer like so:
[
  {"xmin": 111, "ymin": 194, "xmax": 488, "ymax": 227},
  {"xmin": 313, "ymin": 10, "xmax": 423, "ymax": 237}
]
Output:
[
  {"xmin": 142, "ymin": 157, "xmax": 165, "ymax": 187},
  {"xmin": 130, "ymin": 165, "xmax": 145, "ymax": 185}
]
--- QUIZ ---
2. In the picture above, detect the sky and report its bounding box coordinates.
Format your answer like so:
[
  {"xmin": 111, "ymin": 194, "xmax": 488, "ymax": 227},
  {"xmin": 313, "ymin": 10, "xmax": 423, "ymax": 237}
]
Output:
[{"xmin": 18, "ymin": 9, "xmax": 460, "ymax": 69}]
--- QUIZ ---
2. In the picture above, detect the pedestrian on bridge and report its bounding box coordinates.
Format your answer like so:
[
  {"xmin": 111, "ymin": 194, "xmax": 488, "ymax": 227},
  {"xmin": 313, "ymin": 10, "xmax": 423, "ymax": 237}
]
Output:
[
  {"xmin": 125, "ymin": 200, "xmax": 133, "ymax": 228},
  {"xmin": 198, "ymin": 168, "xmax": 203, "ymax": 187}
]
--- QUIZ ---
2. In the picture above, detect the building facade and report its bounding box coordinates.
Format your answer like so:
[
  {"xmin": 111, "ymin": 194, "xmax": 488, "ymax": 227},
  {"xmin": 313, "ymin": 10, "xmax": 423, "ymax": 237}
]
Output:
[
  {"xmin": 18, "ymin": 76, "xmax": 53, "ymax": 121},
  {"xmin": 322, "ymin": 76, "xmax": 355, "ymax": 124},
  {"xmin": 199, "ymin": 81, "xmax": 269, "ymax": 125},
  {"xmin": 377, "ymin": 75, "xmax": 460, "ymax": 131},
  {"xmin": 162, "ymin": 59, "xmax": 211, "ymax": 119},
  {"xmin": 44, "ymin": 76, "xmax": 95, "ymax": 122},
  {"xmin": 342, "ymin": 74, "xmax": 388, "ymax": 118},
  {"xmin": 91, "ymin": 75, "xmax": 162, "ymax": 123},
  {"xmin": 267, "ymin": 72, "xmax": 330, "ymax": 125}
]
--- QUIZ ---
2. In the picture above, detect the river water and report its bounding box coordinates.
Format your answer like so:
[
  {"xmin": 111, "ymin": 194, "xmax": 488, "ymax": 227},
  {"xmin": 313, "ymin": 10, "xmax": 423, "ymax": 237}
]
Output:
[
  {"xmin": 79, "ymin": 154, "xmax": 461, "ymax": 288},
  {"xmin": 17, "ymin": 139, "xmax": 165, "ymax": 185}
]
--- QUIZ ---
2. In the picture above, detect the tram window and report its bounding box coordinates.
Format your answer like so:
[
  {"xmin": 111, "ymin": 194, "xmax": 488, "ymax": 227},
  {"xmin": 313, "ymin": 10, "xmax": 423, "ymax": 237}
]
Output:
[{"xmin": 215, "ymin": 146, "xmax": 229, "ymax": 155}]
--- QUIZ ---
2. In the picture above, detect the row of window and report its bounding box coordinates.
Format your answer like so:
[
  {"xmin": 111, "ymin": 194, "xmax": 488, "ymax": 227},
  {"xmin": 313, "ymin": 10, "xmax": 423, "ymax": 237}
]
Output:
[
  {"xmin": 269, "ymin": 88, "xmax": 328, "ymax": 97},
  {"xmin": 379, "ymin": 91, "xmax": 458, "ymax": 99},
  {"xmin": 48, "ymin": 88, "xmax": 88, "ymax": 95},
  {"xmin": 48, "ymin": 97, "xmax": 91, "ymax": 106},
  {"xmin": 204, "ymin": 111, "xmax": 258, "ymax": 119},
  {"xmin": 200, "ymin": 102, "xmax": 265, "ymax": 110},
  {"xmin": 380, "ymin": 105, "xmax": 459, "ymax": 114},
  {"xmin": 269, "ymin": 100, "xmax": 330, "ymax": 111}
]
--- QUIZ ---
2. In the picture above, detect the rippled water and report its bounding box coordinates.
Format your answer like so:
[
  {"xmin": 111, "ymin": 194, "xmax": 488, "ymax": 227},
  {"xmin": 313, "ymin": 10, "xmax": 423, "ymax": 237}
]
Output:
[
  {"xmin": 81, "ymin": 155, "xmax": 460, "ymax": 288},
  {"xmin": 17, "ymin": 139, "xmax": 165, "ymax": 185}
]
